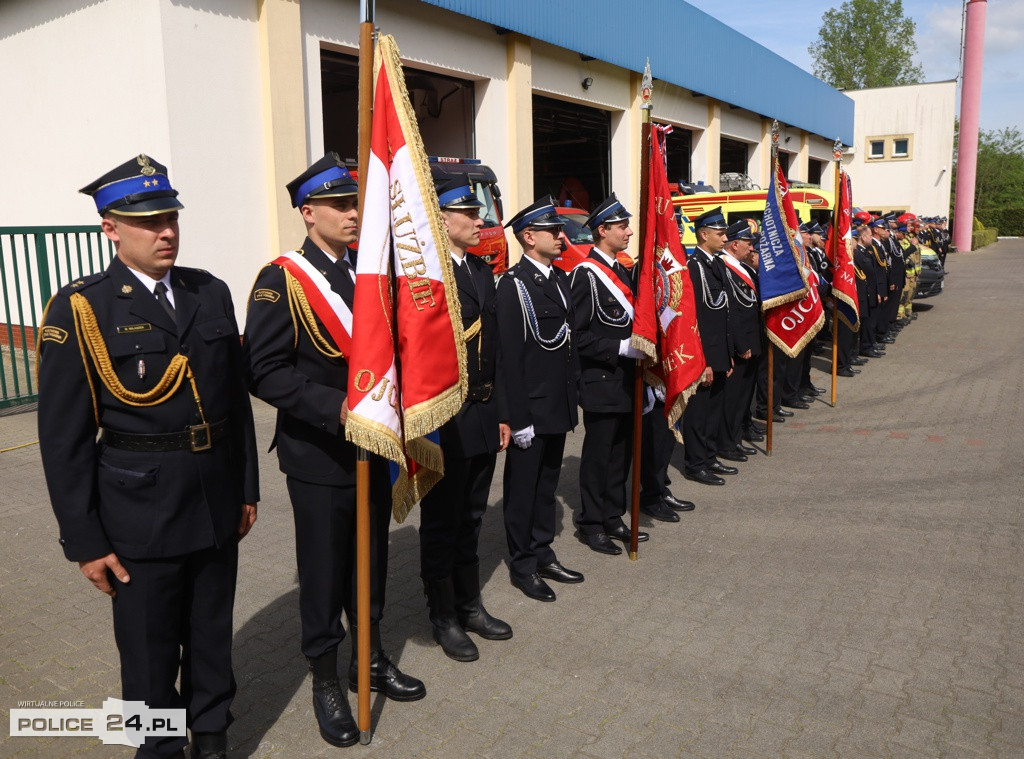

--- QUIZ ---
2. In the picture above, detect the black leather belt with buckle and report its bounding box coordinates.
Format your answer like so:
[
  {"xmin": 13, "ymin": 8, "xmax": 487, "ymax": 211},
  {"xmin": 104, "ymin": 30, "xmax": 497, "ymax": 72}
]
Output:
[
  {"xmin": 466, "ymin": 382, "xmax": 493, "ymax": 402},
  {"xmin": 100, "ymin": 419, "xmax": 229, "ymax": 453}
]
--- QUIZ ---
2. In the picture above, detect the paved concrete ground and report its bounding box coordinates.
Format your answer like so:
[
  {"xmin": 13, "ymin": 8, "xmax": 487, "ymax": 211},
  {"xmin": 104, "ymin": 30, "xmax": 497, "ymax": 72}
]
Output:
[{"xmin": 2, "ymin": 240, "xmax": 1022, "ymax": 758}]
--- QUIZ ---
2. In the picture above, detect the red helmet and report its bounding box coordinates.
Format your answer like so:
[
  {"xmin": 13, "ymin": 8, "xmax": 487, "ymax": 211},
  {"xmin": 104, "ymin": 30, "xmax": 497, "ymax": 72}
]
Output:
[
  {"xmin": 853, "ymin": 211, "xmax": 871, "ymax": 224},
  {"xmin": 897, "ymin": 213, "xmax": 916, "ymax": 225}
]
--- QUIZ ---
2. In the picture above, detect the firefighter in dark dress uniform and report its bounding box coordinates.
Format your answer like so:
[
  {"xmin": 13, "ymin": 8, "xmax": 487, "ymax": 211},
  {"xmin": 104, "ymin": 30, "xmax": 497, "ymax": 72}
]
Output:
[
  {"xmin": 244, "ymin": 154, "xmax": 424, "ymax": 750},
  {"xmin": 497, "ymin": 196, "xmax": 584, "ymax": 602},
  {"xmin": 870, "ymin": 216, "xmax": 895, "ymax": 348},
  {"xmin": 682, "ymin": 207, "xmax": 737, "ymax": 486},
  {"xmin": 717, "ymin": 221, "xmax": 761, "ymax": 462},
  {"xmin": 570, "ymin": 193, "xmax": 658, "ymax": 553},
  {"xmin": 418, "ymin": 174, "xmax": 513, "ymax": 662},
  {"xmin": 38, "ymin": 155, "xmax": 260, "ymax": 759},
  {"xmin": 855, "ymin": 222, "xmax": 885, "ymax": 359}
]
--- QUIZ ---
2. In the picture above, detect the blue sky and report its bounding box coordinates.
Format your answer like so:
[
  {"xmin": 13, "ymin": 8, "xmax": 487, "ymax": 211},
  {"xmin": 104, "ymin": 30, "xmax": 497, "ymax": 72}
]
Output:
[{"xmin": 684, "ymin": 0, "xmax": 1022, "ymax": 135}]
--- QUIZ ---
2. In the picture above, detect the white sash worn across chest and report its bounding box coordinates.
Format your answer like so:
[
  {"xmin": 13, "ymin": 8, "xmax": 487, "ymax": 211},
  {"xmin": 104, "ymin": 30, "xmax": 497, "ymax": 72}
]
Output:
[
  {"xmin": 573, "ymin": 260, "xmax": 634, "ymax": 319},
  {"xmin": 276, "ymin": 250, "xmax": 353, "ymax": 341},
  {"xmin": 720, "ymin": 254, "xmax": 756, "ymax": 291}
]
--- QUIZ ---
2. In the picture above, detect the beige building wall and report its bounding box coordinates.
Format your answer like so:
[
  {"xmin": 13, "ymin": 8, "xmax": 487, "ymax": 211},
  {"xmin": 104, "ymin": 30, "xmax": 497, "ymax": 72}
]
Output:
[
  {"xmin": 0, "ymin": 0, "xmax": 172, "ymax": 229},
  {"xmin": 0, "ymin": 0, "xmax": 271, "ymax": 316},
  {"xmin": 846, "ymin": 81, "xmax": 957, "ymax": 214},
  {"xmin": 1, "ymin": 0, "xmax": 851, "ymax": 319}
]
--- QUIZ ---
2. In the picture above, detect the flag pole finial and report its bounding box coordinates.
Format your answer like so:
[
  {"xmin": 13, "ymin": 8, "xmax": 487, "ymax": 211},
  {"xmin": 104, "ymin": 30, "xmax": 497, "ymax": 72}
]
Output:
[
  {"xmin": 640, "ymin": 58, "xmax": 653, "ymax": 111},
  {"xmin": 771, "ymin": 119, "xmax": 780, "ymax": 159},
  {"xmin": 832, "ymin": 137, "xmax": 843, "ymax": 162}
]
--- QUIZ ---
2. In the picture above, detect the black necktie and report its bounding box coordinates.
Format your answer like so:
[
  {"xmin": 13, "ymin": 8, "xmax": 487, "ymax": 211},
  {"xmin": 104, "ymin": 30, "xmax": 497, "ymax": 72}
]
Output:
[
  {"xmin": 336, "ymin": 257, "xmax": 354, "ymax": 281},
  {"xmin": 154, "ymin": 281, "xmax": 175, "ymax": 321},
  {"xmin": 544, "ymin": 272, "xmax": 565, "ymax": 307},
  {"xmin": 613, "ymin": 262, "xmax": 634, "ymax": 293}
]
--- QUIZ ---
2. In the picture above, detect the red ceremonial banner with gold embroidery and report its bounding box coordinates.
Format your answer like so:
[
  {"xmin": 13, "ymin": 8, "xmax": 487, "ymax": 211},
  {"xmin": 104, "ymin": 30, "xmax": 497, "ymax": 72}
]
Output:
[
  {"xmin": 345, "ymin": 34, "xmax": 466, "ymax": 522},
  {"xmin": 631, "ymin": 124, "xmax": 705, "ymax": 437}
]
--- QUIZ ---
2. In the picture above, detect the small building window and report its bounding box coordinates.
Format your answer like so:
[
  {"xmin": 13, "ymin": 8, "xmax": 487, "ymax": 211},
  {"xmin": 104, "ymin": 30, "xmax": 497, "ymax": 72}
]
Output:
[
  {"xmin": 890, "ymin": 136, "xmax": 913, "ymax": 160},
  {"xmin": 868, "ymin": 140, "xmax": 885, "ymax": 159}
]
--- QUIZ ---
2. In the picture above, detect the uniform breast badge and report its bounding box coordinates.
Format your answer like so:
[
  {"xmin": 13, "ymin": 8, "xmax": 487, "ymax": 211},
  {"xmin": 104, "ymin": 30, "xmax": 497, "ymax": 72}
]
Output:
[
  {"xmin": 137, "ymin": 359, "xmax": 146, "ymax": 380},
  {"xmin": 122, "ymin": 284, "xmax": 133, "ymax": 294}
]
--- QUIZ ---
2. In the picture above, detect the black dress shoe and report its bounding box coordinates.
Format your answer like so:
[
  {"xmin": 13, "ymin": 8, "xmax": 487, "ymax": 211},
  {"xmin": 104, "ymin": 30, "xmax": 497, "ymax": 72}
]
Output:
[
  {"xmin": 510, "ymin": 572, "xmax": 557, "ymax": 600},
  {"xmin": 777, "ymin": 408, "xmax": 795, "ymax": 417},
  {"xmin": 538, "ymin": 561, "xmax": 585, "ymax": 584},
  {"xmin": 744, "ymin": 429, "xmax": 765, "ymax": 442},
  {"xmin": 708, "ymin": 461, "xmax": 738, "ymax": 475},
  {"xmin": 348, "ymin": 650, "xmax": 426, "ymax": 701},
  {"xmin": 717, "ymin": 449, "xmax": 748, "ymax": 463},
  {"xmin": 748, "ymin": 421, "xmax": 767, "ymax": 434},
  {"xmin": 836, "ymin": 367, "xmax": 855, "ymax": 377},
  {"xmin": 737, "ymin": 444, "xmax": 757, "ymax": 456},
  {"xmin": 605, "ymin": 523, "xmax": 650, "ymax": 543},
  {"xmin": 803, "ymin": 384, "xmax": 826, "ymax": 396},
  {"xmin": 663, "ymin": 494, "xmax": 695, "ymax": 511},
  {"xmin": 578, "ymin": 531, "xmax": 622, "ymax": 555},
  {"xmin": 851, "ymin": 357, "xmax": 868, "ymax": 365},
  {"xmin": 311, "ymin": 680, "xmax": 359, "ymax": 747},
  {"xmin": 881, "ymin": 336, "xmax": 896, "ymax": 344},
  {"xmin": 782, "ymin": 399, "xmax": 810, "ymax": 410},
  {"xmin": 640, "ymin": 499, "xmax": 680, "ymax": 522},
  {"xmin": 684, "ymin": 468, "xmax": 725, "ymax": 486},
  {"xmin": 859, "ymin": 349, "xmax": 883, "ymax": 358}
]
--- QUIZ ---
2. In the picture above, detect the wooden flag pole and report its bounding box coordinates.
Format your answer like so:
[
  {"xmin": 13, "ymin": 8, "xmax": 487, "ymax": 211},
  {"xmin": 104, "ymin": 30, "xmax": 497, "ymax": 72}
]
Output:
[
  {"xmin": 630, "ymin": 61, "xmax": 653, "ymax": 561},
  {"xmin": 355, "ymin": 0, "xmax": 374, "ymax": 745},
  {"xmin": 765, "ymin": 120, "xmax": 779, "ymax": 456},
  {"xmin": 829, "ymin": 138, "xmax": 842, "ymax": 408}
]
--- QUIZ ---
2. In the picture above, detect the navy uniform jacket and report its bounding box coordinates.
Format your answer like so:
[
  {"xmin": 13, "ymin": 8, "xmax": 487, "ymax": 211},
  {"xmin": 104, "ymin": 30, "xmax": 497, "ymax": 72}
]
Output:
[
  {"xmin": 869, "ymin": 240, "xmax": 890, "ymax": 299},
  {"xmin": 245, "ymin": 237, "xmax": 371, "ymax": 488},
  {"xmin": 688, "ymin": 247, "xmax": 733, "ymax": 373},
  {"xmin": 37, "ymin": 257, "xmax": 259, "ymax": 562},
  {"xmin": 807, "ymin": 245, "xmax": 832, "ymax": 298},
  {"xmin": 440, "ymin": 253, "xmax": 505, "ymax": 459},
  {"xmin": 570, "ymin": 249, "xmax": 637, "ymax": 414},
  {"xmin": 721, "ymin": 255, "xmax": 762, "ymax": 358},
  {"xmin": 886, "ymin": 237, "xmax": 907, "ymax": 291},
  {"xmin": 853, "ymin": 244, "xmax": 875, "ymax": 307},
  {"xmin": 495, "ymin": 258, "xmax": 579, "ymax": 435}
]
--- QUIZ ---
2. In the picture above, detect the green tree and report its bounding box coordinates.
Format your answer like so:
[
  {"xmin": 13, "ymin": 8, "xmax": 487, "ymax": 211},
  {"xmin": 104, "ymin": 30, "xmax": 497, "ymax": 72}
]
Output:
[
  {"xmin": 975, "ymin": 127, "xmax": 1024, "ymax": 210},
  {"xmin": 810, "ymin": 0, "xmax": 925, "ymax": 89},
  {"xmin": 952, "ymin": 123, "xmax": 1024, "ymax": 235}
]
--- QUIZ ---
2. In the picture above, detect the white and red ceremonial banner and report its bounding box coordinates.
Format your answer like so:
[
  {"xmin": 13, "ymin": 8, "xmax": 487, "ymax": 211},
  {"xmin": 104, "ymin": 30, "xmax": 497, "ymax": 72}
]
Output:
[
  {"xmin": 761, "ymin": 165, "xmax": 825, "ymax": 356},
  {"xmin": 345, "ymin": 33, "xmax": 466, "ymax": 522},
  {"xmin": 828, "ymin": 171, "xmax": 860, "ymax": 330},
  {"xmin": 631, "ymin": 124, "xmax": 705, "ymax": 438}
]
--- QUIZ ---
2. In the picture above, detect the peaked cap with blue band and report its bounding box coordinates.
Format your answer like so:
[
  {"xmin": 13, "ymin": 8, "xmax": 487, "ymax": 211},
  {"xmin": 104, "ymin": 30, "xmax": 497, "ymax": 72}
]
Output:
[
  {"xmin": 584, "ymin": 193, "xmax": 632, "ymax": 231},
  {"xmin": 693, "ymin": 206, "xmax": 727, "ymax": 230},
  {"xmin": 433, "ymin": 173, "xmax": 484, "ymax": 210},
  {"xmin": 80, "ymin": 154, "xmax": 183, "ymax": 216},
  {"xmin": 505, "ymin": 196, "xmax": 563, "ymax": 234},
  {"xmin": 726, "ymin": 220, "xmax": 753, "ymax": 242},
  {"xmin": 869, "ymin": 216, "xmax": 888, "ymax": 228},
  {"xmin": 287, "ymin": 152, "xmax": 358, "ymax": 208}
]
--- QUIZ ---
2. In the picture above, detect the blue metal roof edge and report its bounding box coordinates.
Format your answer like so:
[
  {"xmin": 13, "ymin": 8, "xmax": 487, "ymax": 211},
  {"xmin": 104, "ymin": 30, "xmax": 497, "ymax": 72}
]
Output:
[{"xmin": 416, "ymin": 0, "xmax": 854, "ymax": 145}]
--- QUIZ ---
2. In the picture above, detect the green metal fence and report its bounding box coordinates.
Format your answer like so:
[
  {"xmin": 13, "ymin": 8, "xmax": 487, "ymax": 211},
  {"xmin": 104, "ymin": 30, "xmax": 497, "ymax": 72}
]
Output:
[{"xmin": 0, "ymin": 226, "xmax": 115, "ymax": 409}]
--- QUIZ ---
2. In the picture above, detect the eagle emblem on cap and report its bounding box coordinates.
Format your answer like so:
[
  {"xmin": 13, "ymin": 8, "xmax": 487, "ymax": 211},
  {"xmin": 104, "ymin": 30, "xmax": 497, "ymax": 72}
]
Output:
[{"xmin": 137, "ymin": 154, "xmax": 156, "ymax": 177}]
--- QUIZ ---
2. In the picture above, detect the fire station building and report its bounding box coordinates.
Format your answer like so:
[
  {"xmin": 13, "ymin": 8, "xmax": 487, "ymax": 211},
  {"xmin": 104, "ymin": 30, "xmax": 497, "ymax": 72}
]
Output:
[{"xmin": 0, "ymin": 0, "xmax": 853, "ymax": 305}]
